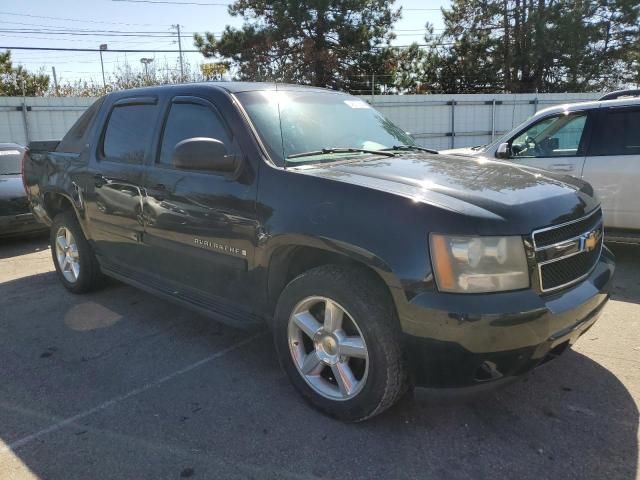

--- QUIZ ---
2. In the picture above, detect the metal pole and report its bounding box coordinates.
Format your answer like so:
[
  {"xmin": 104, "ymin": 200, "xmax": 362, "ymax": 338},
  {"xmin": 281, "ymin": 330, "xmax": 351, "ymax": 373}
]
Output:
[
  {"xmin": 491, "ymin": 99, "xmax": 496, "ymax": 141},
  {"xmin": 371, "ymin": 73, "xmax": 375, "ymax": 103},
  {"xmin": 450, "ymin": 100, "xmax": 456, "ymax": 149},
  {"xmin": 175, "ymin": 24, "xmax": 184, "ymax": 81},
  {"xmin": 51, "ymin": 66, "xmax": 58, "ymax": 95},
  {"xmin": 21, "ymin": 79, "xmax": 30, "ymax": 145},
  {"xmin": 100, "ymin": 50, "xmax": 106, "ymax": 88}
]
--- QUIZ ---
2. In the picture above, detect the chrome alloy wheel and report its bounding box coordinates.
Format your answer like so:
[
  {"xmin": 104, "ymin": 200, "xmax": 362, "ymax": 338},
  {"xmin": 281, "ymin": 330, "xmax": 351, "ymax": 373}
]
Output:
[
  {"xmin": 55, "ymin": 227, "xmax": 80, "ymax": 283},
  {"xmin": 288, "ymin": 296, "xmax": 369, "ymax": 401}
]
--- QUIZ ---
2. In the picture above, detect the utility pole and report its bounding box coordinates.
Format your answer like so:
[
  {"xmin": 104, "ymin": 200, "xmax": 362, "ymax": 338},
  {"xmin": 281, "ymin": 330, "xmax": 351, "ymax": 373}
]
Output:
[
  {"xmin": 99, "ymin": 44, "xmax": 108, "ymax": 89},
  {"xmin": 172, "ymin": 24, "xmax": 184, "ymax": 81},
  {"xmin": 21, "ymin": 78, "xmax": 30, "ymax": 144},
  {"xmin": 51, "ymin": 66, "xmax": 58, "ymax": 95}
]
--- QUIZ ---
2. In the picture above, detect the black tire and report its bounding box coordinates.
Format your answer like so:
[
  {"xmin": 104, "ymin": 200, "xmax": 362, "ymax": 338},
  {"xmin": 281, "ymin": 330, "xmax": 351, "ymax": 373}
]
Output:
[
  {"xmin": 50, "ymin": 210, "xmax": 103, "ymax": 294},
  {"xmin": 273, "ymin": 264, "xmax": 408, "ymax": 421}
]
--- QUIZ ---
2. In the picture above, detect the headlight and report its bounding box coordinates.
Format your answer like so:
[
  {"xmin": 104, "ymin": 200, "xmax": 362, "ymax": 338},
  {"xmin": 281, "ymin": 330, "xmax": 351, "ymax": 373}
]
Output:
[{"xmin": 429, "ymin": 234, "xmax": 529, "ymax": 293}]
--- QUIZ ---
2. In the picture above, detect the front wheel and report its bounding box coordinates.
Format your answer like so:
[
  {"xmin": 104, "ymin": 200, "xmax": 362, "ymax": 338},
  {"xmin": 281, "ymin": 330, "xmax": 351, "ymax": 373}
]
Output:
[{"xmin": 273, "ymin": 265, "xmax": 408, "ymax": 421}]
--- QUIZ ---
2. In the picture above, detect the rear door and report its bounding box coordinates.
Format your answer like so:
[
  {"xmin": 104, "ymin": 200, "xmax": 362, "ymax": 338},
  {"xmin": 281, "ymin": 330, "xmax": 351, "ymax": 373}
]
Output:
[
  {"xmin": 583, "ymin": 106, "xmax": 640, "ymax": 230},
  {"xmin": 141, "ymin": 94, "xmax": 259, "ymax": 307},
  {"xmin": 83, "ymin": 96, "xmax": 161, "ymax": 271},
  {"xmin": 505, "ymin": 111, "xmax": 593, "ymax": 176}
]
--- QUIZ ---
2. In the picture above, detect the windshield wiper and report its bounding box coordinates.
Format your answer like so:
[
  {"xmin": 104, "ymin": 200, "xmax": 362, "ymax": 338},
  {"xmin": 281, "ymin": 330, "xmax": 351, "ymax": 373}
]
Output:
[
  {"xmin": 383, "ymin": 145, "xmax": 439, "ymax": 154},
  {"xmin": 286, "ymin": 147, "xmax": 395, "ymax": 160}
]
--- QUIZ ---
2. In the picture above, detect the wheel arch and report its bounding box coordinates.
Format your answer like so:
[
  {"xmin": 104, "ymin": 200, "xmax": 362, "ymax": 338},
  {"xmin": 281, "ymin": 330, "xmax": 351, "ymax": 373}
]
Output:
[
  {"xmin": 42, "ymin": 190, "xmax": 91, "ymax": 239},
  {"xmin": 265, "ymin": 238, "xmax": 405, "ymax": 321}
]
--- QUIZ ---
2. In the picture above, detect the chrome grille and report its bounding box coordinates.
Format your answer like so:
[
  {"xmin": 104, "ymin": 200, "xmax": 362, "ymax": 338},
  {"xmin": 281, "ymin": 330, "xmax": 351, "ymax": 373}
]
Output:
[{"xmin": 532, "ymin": 209, "xmax": 603, "ymax": 293}]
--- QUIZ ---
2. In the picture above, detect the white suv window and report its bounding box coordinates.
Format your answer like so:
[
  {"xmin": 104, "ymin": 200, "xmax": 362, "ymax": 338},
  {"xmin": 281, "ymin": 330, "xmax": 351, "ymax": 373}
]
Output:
[{"xmin": 510, "ymin": 113, "xmax": 587, "ymax": 158}]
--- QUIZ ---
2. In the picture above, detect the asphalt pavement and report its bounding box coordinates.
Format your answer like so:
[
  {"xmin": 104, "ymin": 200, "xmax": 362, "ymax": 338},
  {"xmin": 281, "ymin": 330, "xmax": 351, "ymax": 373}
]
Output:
[{"xmin": 0, "ymin": 235, "xmax": 638, "ymax": 480}]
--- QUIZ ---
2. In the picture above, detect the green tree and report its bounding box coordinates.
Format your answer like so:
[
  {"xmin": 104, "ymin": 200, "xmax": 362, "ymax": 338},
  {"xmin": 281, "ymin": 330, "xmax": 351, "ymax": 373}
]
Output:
[
  {"xmin": 424, "ymin": 0, "xmax": 640, "ymax": 93},
  {"xmin": 194, "ymin": 0, "xmax": 401, "ymax": 91},
  {"xmin": 0, "ymin": 50, "xmax": 49, "ymax": 96}
]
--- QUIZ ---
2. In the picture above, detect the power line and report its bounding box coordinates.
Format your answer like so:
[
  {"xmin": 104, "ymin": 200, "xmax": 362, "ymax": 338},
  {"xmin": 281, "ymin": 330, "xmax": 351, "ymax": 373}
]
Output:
[
  {"xmin": 112, "ymin": 0, "xmax": 230, "ymax": 5},
  {"xmin": 110, "ymin": 0, "xmax": 441, "ymax": 9},
  {"xmin": 0, "ymin": 29, "xmax": 188, "ymax": 38},
  {"xmin": 0, "ymin": 10, "xmax": 157, "ymax": 27},
  {"xmin": 1, "ymin": 46, "xmax": 202, "ymax": 53},
  {"xmin": 1, "ymin": 43, "xmax": 452, "ymax": 54}
]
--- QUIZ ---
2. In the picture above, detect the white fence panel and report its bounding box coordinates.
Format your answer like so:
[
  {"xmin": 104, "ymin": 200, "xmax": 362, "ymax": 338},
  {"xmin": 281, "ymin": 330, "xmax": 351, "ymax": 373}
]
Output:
[
  {"xmin": 0, "ymin": 93, "xmax": 602, "ymax": 150},
  {"xmin": 0, "ymin": 97, "xmax": 96, "ymax": 145},
  {"xmin": 368, "ymin": 93, "xmax": 601, "ymax": 150}
]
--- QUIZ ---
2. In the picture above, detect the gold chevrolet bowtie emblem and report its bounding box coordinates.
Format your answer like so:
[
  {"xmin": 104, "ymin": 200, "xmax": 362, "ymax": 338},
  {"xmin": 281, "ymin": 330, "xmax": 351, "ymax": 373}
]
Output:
[{"xmin": 584, "ymin": 231, "xmax": 599, "ymax": 252}]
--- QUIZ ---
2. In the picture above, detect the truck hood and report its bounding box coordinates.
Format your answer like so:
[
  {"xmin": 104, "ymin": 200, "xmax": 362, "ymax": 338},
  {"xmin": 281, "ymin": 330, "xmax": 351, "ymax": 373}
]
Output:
[
  {"xmin": 296, "ymin": 153, "xmax": 598, "ymax": 232},
  {"xmin": 0, "ymin": 175, "xmax": 26, "ymax": 200},
  {"xmin": 0, "ymin": 175, "xmax": 30, "ymax": 216},
  {"xmin": 439, "ymin": 146, "xmax": 485, "ymax": 157}
]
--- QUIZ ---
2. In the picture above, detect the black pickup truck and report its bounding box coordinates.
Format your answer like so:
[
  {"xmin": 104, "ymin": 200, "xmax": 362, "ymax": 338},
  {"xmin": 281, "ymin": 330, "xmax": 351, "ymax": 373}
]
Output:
[{"xmin": 24, "ymin": 83, "xmax": 614, "ymax": 421}]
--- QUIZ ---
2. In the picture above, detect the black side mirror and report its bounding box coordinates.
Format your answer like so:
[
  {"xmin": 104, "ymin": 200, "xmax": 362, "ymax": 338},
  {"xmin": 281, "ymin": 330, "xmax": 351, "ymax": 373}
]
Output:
[
  {"xmin": 495, "ymin": 142, "xmax": 511, "ymax": 159},
  {"xmin": 172, "ymin": 137, "xmax": 238, "ymax": 173}
]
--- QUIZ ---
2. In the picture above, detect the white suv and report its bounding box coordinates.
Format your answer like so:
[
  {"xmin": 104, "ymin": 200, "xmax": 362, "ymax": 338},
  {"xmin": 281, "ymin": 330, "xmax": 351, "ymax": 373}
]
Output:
[{"xmin": 441, "ymin": 89, "xmax": 640, "ymax": 243}]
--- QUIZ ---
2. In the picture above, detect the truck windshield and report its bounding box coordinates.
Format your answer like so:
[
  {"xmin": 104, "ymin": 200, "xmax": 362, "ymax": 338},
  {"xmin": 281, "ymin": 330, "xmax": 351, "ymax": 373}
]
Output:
[
  {"xmin": 236, "ymin": 90, "xmax": 416, "ymax": 166},
  {"xmin": 0, "ymin": 149, "xmax": 22, "ymax": 175}
]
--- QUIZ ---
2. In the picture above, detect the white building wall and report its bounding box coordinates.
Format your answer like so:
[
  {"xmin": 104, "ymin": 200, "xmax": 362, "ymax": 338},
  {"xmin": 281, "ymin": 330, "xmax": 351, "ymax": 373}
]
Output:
[{"xmin": 0, "ymin": 93, "xmax": 601, "ymax": 150}]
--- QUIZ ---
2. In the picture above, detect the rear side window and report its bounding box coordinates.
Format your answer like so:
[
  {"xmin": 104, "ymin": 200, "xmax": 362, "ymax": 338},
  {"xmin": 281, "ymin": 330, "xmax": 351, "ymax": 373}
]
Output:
[
  {"xmin": 158, "ymin": 102, "xmax": 233, "ymax": 167},
  {"xmin": 57, "ymin": 97, "xmax": 105, "ymax": 153},
  {"xmin": 591, "ymin": 109, "xmax": 640, "ymax": 156},
  {"xmin": 102, "ymin": 104, "xmax": 158, "ymax": 164}
]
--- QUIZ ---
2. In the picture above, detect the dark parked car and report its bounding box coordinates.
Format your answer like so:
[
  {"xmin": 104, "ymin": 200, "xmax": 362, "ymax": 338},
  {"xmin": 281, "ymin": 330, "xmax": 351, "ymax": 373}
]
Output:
[
  {"xmin": 0, "ymin": 143, "xmax": 46, "ymax": 238},
  {"xmin": 24, "ymin": 83, "xmax": 614, "ymax": 421}
]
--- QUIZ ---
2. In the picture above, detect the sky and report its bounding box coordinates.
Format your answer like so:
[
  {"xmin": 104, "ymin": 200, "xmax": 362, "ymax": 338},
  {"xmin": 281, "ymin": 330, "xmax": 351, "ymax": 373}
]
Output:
[{"xmin": 2, "ymin": 0, "xmax": 449, "ymax": 86}]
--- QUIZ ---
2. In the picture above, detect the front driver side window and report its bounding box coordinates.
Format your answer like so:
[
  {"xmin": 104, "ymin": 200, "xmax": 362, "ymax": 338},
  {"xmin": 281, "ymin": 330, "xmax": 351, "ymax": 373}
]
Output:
[
  {"xmin": 510, "ymin": 113, "xmax": 587, "ymax": 158},
  {"xmin": 158, "ymin": 101, "xmax": 234, "ymax": 167}
]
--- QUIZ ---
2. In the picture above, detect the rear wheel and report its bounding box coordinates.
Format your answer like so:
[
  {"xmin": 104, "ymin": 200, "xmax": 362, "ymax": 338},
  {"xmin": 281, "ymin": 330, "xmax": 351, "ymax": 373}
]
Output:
[
  {"xmin": 273, "ymin": 265, "xmax": 408, "ymax": 421},
  {"xmin": 50, "ymin": 211, "xmax": 102, "ymax": 293}
]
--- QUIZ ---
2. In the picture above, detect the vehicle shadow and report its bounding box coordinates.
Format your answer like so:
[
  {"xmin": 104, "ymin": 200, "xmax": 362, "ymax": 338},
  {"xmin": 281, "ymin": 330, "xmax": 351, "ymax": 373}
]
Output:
[
  {"xmin": 0, "ymin": 270, "xmax": 637, "ymax": 479},
  {"xmin": 0, "ymin": 234, "xmax": 49, "ymax": 260},
  {"xmin": 607, "ymin": 243, "xmax": 640, "ymax": 304}
]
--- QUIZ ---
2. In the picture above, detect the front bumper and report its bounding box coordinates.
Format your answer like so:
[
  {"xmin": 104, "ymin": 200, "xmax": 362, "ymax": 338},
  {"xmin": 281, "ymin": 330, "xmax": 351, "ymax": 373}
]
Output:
[
  {"xmin": 0, "ymin": 212, "xmax": 48, "ymax": 238},
  {"xmin": 401, "ymin": 247, "xmax": 615, "ymax": 388}
]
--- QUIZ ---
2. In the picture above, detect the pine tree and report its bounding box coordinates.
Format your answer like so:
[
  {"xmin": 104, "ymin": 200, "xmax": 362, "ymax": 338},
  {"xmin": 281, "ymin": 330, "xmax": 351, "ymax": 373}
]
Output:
[
  {"xmin": 194, "ymin": 0, "xmax": 401, "ymax": 91},
  {"xmin": 424, "ymin": 0, "xmax": 639, "ymax": 93},
  {"xmin": 0, "ymin": 50, "xmax": 49, "ymax": 96}
]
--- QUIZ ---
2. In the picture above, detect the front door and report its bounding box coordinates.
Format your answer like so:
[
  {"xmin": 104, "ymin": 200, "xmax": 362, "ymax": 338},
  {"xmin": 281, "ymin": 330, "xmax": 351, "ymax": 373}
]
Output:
[
  {"xmin": 506, "ymin": 111, "xmax": 592, "ymax": 177},
  {"xmin": 141, "ymin": 95, "xmax": 259, "ymax": 308},
  {"xmin": 583, "ymin": 106, "xmax": 640, "ymax": 230}
]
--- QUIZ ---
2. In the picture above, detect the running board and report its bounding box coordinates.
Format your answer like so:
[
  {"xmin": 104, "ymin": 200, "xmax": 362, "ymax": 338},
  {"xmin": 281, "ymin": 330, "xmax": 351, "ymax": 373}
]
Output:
[
  {"xmin": 100, "ymin": 259, "xmax": 266, "ymax": 330},
  {"xmin": 605, "ymin": 229, "xmax": 640, "ymax": 245}
]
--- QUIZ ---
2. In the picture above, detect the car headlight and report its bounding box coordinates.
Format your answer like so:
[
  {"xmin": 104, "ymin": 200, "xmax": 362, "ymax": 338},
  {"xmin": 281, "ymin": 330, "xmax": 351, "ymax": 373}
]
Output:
[{"xmin": 429, "ymin": 234, "xmax": 529, "ymax": 293}]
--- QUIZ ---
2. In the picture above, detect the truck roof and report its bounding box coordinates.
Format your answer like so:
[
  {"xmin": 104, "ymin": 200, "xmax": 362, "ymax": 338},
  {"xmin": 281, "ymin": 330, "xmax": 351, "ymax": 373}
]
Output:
[{"xmin": 105, "ymin": 81, "xmax": 337, "ymax": 99}]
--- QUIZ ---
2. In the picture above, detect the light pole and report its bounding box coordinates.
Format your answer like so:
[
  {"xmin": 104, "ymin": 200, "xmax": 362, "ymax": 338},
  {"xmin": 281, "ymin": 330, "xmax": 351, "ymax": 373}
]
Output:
[
  {"xmin": 140, "ymin": 58, "xmax": 154, "ymax": 82},
  {"xmin": 99, "ymin": 44, "xmax": 108, "ymax": 89}
]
